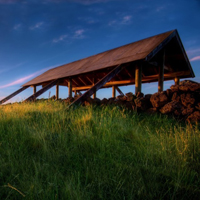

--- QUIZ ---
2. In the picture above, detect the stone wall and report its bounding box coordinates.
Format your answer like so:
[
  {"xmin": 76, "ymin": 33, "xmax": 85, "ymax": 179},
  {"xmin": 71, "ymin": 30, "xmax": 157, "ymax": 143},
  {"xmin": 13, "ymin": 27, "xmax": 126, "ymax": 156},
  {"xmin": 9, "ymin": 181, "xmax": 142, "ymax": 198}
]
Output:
[{"xmin": 64, "ymin": 80, "xmax": 200, "ymax": 123}]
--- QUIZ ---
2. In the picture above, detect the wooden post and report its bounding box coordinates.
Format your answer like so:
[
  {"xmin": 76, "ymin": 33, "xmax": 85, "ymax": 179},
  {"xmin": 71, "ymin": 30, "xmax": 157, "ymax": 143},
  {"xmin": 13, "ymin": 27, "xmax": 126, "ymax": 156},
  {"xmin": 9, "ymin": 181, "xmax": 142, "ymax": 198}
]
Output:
[
  {"xmin": 74, "ymin": 90, "xmax": 77, "ymax": 96},
  {"xmin": 24, "ymin": 79, "xmax": 59, "ymax": 102},
  {"xmin": 56, "ymin": 84, "xmax": 59, "ymax": 100},
  {"xmin": 68, "ymin": 78, "xmax": 72, "ymax": 98},
  {"xmin": 158, "ymin": 50, "xmax": 165, "ymax": 92},
  {"xmin": 135, "ymin": 64, "xmax": 142, "ymax": 95},
  {"xmin": 92, "ymin": 79, "xmax": 96, "ymax": 99},
  {"xmin": 112, "ymin": 86, "xmax": 116, "ymax": 98},
  {"xmin": 174, "ymin": 77, "xmax": 180, "ymax": 85},
  {"xmin": 33, "ymin": 86, "xmax": 36, "ymax": 94},
  {"xmin": 68, "ymin": 64, "xmax": 123, "ymax": 108}
]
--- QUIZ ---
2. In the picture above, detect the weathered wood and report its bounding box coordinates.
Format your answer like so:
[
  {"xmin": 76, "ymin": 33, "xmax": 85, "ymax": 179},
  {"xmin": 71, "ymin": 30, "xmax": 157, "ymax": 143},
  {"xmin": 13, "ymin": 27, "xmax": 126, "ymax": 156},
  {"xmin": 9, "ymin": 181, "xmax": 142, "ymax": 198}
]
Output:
[
  {"xmin": 68, "ymin": 78, "xmax": 72, "ymax": 98},
  {"xmin": 33, "ymin": 86, "xmax": 36, "ymax": 94},
  {"xmin": 175, "ymin": 31, "xmax": 195, "ymax": 77},
  {"xmin": 145, "ymin": 31, "xmax": 176, "ymax": 61},
  {"xmin": 24, "ymin": 79, "xmax": 59, "ymax": 102},
  {"xmin": 72, "ymin": 70, "xmax": 191, "ymax": 91},
  {"xmin": 135, "ymin": 64, "xmax": 142, "ymax": 95},
  {"xmin": 0, "ymin": 86, "xmax": 29, "ymax": 105},
  {"xmin": 158, "ymin": 50, "xmax": 165, "ymax": 92},
  {"xmin": 115, "ymin": 86, "xmax": 124, "ymax": 96},
  {"xmin": 112, "ymin": 86, "xmax": 116, "ymax": 98},
  {"xmin": 174, "ymin": 77, "xmax": 180, "ymax": 85},
  {"xmin": 68, "ymin": 64, "xmax": 123, "ymax": 107},
  {"xmin": 92, "ymin": 79, "xmax": 96, "ymax": 99},
  {"xmin": 56, "ymin": 84, "xmax": 59, "ymax": 100}
]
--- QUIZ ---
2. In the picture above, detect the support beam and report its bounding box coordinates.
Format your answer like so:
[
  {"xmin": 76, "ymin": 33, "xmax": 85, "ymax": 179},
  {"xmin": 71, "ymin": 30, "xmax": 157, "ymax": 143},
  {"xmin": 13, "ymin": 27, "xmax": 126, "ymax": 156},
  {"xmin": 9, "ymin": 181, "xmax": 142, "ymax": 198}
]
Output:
[
  {"xmin": 115, "ymin": 86, "xmax": 124, "ymax": 96},
  {"xmin": 56, "ymin": 84, "xmax": 59, "ymax": 100},
  {"xmin": 33, "ymin": 86, "xmax": 36, "ymax": 94},
  {"xmin": 24, "ymin": 79, "xmax": 59, "ymax": 102},
  {"xmin": 68, "ymin": 78, "xmax": 72, "ymax": 98},
  {"xmin": 135, "ymin": 64, "xmax": 142, "ymax": 95},
  {"xmin": 174, "ymin": 77, "xmax": 180, "ymax": 85},
  {"xmin": 0, "ymin": 86, "xmax": 29, "ymax": 105},
  {"xmin": 68, "ymin": 64, "xmax": 123, "ymax": 107},
  {"xmin": 72, "ymin": 70, "xmax": 191, "ymax": 91},
  {"xmin": 112, "ymin": 86, "xmax": 116, "ymax": 98},
  {"xmin": 158, "ymin": 50, "xmax": 165, "ymax": 92},
  {"xmin": 92, "ymin": 79, "xmax": 96, "ymax": 99}
]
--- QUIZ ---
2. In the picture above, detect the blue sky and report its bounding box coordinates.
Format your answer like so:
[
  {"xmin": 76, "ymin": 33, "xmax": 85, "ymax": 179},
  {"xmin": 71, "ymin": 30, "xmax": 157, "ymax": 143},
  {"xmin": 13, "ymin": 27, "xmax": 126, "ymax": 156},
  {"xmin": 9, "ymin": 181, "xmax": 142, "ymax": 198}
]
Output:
[{"xmin": 0, "ymin": 0, "xmax": 200, "ymax": 103}]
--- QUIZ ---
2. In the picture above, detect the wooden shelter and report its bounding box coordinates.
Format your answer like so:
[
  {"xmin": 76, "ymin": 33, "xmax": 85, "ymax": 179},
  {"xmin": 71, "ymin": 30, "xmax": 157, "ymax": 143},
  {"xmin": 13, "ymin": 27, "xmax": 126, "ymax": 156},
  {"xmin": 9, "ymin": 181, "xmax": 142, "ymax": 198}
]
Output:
[{"xmin": 0, "ymin": 29, "xmax": 195, "ymax": 105}]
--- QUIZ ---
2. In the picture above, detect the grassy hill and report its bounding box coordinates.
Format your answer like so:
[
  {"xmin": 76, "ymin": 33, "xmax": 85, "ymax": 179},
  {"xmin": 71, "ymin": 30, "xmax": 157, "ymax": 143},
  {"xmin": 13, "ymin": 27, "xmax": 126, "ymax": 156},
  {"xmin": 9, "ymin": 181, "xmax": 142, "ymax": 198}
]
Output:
[{"xmin": 0, "ymin": 101, "xmax": 199, "ymax": 199}]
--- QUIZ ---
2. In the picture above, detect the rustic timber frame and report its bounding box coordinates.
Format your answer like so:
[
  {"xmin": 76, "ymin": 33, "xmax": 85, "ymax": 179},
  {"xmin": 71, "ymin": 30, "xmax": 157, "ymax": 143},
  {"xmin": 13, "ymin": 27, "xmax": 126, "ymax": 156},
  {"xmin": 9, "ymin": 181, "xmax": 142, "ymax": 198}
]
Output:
[{"xmin": 0, "ymin": 29, "xmax": 195, "ymax": 105}]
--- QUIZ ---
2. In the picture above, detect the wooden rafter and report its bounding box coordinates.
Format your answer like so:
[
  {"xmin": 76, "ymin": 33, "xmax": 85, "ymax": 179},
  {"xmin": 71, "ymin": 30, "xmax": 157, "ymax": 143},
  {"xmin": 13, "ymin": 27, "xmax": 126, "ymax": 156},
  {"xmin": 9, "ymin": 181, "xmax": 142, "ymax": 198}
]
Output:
[
  {"xmin": 24, "ymin": 79, "xmax": 59, "ymax": 102},
  {"xmin": 0, "ymin": 86, "xmax": 29, "ymax": 105},
  {"xmin": 72, "ymin": 70, "xmax": 191, "ymax": 91},
  {"xmin": 78, "ymin": 77, "xmax": 87, "ymax": 85},
  {"xmin": 71, "ymin": 78, "xmax": 79, "ymax": 86},
  {"xmin": 68, "ymin": 64, "xmax": 123, "ymax": 107},
  {"xmin": 86, "ymin": 76, "xmax": 93, "ymax": 84},
  {"xmin": 124, "ymin": 68, "xmax": 133, "ymax": 78}
]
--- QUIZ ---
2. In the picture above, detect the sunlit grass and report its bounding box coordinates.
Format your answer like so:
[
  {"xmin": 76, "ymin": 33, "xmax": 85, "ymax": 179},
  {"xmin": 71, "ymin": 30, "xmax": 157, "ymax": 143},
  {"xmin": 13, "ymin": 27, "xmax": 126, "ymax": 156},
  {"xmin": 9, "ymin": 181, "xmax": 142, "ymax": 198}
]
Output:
[{"xmin": 0, "ymin": 100, "xmax": 199, "ymax": 199}]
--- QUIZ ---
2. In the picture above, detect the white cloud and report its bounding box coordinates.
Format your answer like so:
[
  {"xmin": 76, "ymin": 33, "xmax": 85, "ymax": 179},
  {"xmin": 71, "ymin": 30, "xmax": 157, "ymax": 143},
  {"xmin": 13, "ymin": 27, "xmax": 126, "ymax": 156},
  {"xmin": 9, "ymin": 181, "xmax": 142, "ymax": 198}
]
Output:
[
  {"xmin": 73, "ymin": 29, "xmax": 85, "ymax": 39},
  {"xmin": 14, "ymin": 24, "xmax": 22, "ymax": 30},
  {"xmin": 108, "ymin": 15, "xmax": 132, "ymax": 26},
  {"xmin": 0, "ymin": 66, "xmax": 55, "ymax": 89},
  {"xmin": 190, "ymin": 56, "xmax": 200, "ymax": 61},
  {"xmin": 187, "ymin": 48, "xmax": 200, "ymax": 56},
  {"xmin": 121, "ymin": 15, "xmax": 132, "ymax": 24},
  {"xmin": 30, "ymin": 22, "xmax": 44, "ymax": 30},
  {"xmin": 53, "ymin": 34, "xmax": 68, "ymax": 43}
]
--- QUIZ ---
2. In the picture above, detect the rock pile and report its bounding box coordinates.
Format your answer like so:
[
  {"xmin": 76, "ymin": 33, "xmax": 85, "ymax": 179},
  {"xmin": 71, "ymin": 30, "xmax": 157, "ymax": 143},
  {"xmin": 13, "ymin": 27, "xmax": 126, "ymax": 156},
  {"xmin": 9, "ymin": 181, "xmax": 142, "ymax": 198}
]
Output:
[{"xmin": 64, "ymin": 80, "xmax": 200, "ymax": 123}]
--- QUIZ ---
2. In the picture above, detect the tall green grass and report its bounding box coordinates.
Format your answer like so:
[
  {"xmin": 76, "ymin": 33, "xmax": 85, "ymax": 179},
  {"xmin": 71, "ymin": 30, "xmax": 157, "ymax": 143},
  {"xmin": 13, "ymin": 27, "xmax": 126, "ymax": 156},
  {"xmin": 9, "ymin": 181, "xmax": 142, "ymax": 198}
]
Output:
[{"xmin": 0, "ymin": 101, "xmax": 199, "ymax": 199}]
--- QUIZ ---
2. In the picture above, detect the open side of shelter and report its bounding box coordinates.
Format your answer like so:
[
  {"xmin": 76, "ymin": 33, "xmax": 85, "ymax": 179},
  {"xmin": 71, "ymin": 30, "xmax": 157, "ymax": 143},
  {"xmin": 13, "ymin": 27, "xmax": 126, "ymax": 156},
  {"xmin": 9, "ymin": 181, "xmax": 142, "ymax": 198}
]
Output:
[{"xmin": 0, "ymin": 29, "xmax": 195, "ymax": 106}]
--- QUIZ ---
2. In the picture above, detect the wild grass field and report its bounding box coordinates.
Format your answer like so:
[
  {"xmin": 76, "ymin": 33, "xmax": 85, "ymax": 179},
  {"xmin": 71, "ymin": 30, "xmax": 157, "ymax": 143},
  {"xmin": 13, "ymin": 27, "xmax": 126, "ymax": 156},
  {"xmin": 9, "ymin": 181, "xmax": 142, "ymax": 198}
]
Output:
[{"xmin": 0, "ymin": 100, "xmax": 199, "ymax": 200}]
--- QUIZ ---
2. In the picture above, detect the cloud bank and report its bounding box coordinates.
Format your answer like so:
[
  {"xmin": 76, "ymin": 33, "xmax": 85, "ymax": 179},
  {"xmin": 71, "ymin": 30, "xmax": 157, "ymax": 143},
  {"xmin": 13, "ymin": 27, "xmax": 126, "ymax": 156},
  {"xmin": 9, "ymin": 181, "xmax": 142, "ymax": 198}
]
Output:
[
  {"xmin": 190, "ymin": 56, "xmax": 200, "ymax": 61},
  {"xmin": 0, "ymin": 66, "xmax": 55, "ymax": 89}
]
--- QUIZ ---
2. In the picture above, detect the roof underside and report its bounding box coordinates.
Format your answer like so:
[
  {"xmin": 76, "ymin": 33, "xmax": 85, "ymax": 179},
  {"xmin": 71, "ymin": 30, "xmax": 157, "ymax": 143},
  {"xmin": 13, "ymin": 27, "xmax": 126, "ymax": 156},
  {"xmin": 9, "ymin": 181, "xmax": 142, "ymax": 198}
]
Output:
[{"xmin": 23, "ymin": 30, "xmax": 195, "ymax": 89}]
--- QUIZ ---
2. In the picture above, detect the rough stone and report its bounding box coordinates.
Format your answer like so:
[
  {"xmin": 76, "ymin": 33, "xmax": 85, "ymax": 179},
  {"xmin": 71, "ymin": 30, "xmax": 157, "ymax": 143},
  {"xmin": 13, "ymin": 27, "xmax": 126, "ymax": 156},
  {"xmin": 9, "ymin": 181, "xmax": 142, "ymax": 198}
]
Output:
[
  {"xmin": 171, "ymin": 92, "xmax": 181, "ymax": 102},
  {"xmin": 195, "ymin": 103, "xmax": 200, "ymax": 111},
  {"xmin": 150, "ymin": 91, "xmax": 169, "ymax": 108},
  {"xmin": 135, "ymin": 97, "xmax": 152, "ymax": 111},
  {"xmin": 160, "ymin": 101, "xmax": 182, "ymax": 114},
  {"xmin": 136, "ymin": 92, "xmax": 144, "ymax": 98},
  {"xmin": 182, "ymin": 107, "xmax": 194, "ymax": 116},
  {"xmin": 166, "ymin": 89, "xmax": 173, "ymax": 99},
  {"xmin": 170, "ymin": 85, "xmax": 179, "ymax": 92},
  {"xmin": 64, "ymin": 97, "xmax": 74, "ymax": 104},
  {"xmin": 186, "ymin": 111, "xmax": 200, "ymax": 123},
  {"xmin": 125, "ymin": 92, "xmax": 136, "ymax": 101},
  {"xmin": 116, "ymin": 95, "xmax": 127, "ymax": 101},
  {"xmin": 180, "ymin": 93, "xmax": 196, "ymax": 107}
]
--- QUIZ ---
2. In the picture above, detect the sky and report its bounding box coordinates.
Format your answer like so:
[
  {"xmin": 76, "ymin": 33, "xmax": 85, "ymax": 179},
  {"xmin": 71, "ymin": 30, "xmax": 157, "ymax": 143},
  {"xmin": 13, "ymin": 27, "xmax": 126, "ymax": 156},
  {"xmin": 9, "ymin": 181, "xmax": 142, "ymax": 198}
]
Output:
[{"xmin": 0, "ymin": 0, "xmax": 200, "ymax": 103}]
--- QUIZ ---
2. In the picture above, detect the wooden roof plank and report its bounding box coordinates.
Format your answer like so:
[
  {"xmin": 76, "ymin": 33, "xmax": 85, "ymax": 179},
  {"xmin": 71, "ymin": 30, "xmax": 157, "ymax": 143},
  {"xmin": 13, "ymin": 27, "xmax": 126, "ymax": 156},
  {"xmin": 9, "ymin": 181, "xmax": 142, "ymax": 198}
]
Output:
[{"xmin": 23, "ymin": 30, "xmax": 181, "ymax": 87}]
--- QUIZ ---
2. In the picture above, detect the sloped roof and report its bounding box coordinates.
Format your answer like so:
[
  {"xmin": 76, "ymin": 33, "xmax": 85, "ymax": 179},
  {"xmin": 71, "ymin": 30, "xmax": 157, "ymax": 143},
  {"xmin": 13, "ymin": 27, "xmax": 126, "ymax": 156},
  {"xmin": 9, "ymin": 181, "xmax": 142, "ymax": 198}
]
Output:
[{"xmin": 23, "ymin": 29, "xmax": 194, "ymax": 87}]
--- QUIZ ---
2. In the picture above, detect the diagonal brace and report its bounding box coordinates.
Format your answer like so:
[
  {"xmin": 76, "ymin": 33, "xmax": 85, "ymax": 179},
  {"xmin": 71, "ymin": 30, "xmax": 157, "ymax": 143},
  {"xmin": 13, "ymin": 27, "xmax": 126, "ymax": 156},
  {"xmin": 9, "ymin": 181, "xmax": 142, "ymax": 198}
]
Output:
[
  {"xmin": 68, "ymin": 64, "xmax": 123, "ymax": 107},
  {"xmin": 0, "ymin": 86, "xmax": 29, "ymax": 105},
  {"xmin": 24, "ymin": 79, "xmax": 59, "ymax": 102}
]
